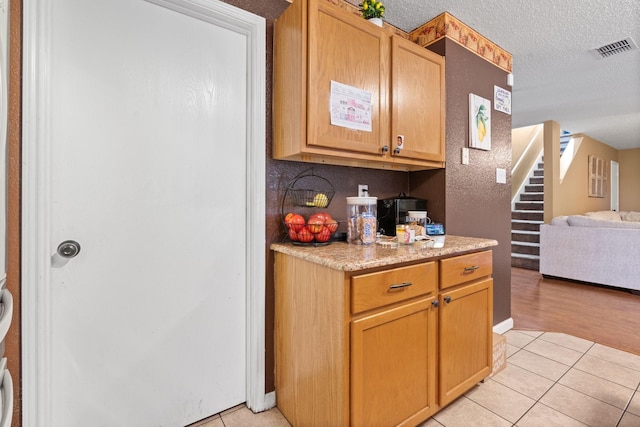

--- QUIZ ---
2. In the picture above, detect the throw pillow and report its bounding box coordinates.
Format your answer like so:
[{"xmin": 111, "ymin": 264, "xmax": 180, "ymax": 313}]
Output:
[
  {"xmin": 550, "ymin": 216, "xmax": 569, "ymax": 226},
  {"xmin": 622, "ymin": 211, "xmax": 640, "ymax": 222},
  {"xmin": 568, "ymin": 215, "xmax": 640, "ymax": 229},
  {"xmin": 584, "ymin": 210, "xmax": 622, "ymax": 221}
]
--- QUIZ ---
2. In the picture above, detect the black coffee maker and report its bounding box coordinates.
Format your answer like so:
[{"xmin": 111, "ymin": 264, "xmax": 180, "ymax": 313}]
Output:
[{"xmin": 377, "ymin": 194, "xmax": 427, "ymax": 236}]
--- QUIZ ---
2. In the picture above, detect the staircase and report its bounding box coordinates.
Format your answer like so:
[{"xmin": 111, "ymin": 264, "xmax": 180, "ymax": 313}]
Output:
[{"xmin": 511, "ymin": 162, "xmax": 544, "ymax": 270}]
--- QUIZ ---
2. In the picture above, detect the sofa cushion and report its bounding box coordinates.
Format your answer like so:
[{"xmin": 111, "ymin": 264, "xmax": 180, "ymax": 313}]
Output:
[
  {"xmin": 621, "ymin": 211, "xmax": 640, "ymax": 222},
  {"xmin": 567, "ymin": 215, "xmax": 640, "ymax": 229},
  {"xmin": 584, "ymin": 210, "xmax": 622, "ymax": 221},
  {"xmin": 550, "ymin": 216, "xmax": 569, "ymax": 226}
]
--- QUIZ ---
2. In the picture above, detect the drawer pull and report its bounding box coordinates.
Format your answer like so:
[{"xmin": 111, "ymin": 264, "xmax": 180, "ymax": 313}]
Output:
[
  {"xmin": 463, "ymin": 265, "xmax": 480, "ymax": 273},
  {"xmin": 388, "ymin": 282, "xmax": 412, "ymax": 291},
  {"xmin": 443, "ymin": 295, "xmax": 452, "ymax": 304}
]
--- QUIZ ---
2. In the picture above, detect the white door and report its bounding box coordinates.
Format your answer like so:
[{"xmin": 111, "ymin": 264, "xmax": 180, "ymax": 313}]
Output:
[
  {"xmin": 611, "ymin": 160, "xmax": 619, "ymax": 211},
  {"xmin": 22, "ymin": 0, "xmax": 266, "ymax": 426}
]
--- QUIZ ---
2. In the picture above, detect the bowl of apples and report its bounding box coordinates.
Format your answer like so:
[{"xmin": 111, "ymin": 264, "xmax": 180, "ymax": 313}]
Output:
[{"xmin": 283, "ymin": 211, "xmax": 339, "ymax": 246}]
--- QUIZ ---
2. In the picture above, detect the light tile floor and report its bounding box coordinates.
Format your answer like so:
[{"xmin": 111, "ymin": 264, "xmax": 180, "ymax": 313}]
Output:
[{"xmin": 192, "ymin": 330, "xmax": 640, "ymax": 427}]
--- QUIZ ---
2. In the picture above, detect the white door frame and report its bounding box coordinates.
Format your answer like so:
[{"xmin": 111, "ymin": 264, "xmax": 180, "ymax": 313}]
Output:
[
  {"xmin": 610, "ymin": 160, "xmax": 619, "ymax": 211},
  {"xmin": 21, "ymin": 0, "xmax": 269, "ymax": 425}
]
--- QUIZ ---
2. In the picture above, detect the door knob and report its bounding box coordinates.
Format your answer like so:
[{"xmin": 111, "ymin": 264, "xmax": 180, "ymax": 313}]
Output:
[{"xmin": 57, "ymin": 240, "xmax": 81, "ymax": 258}]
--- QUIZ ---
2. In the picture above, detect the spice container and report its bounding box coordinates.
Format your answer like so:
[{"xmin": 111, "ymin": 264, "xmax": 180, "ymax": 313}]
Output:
[{"xmin": 346, "ymin": 196, "xmax": 377, "ymax": 244}]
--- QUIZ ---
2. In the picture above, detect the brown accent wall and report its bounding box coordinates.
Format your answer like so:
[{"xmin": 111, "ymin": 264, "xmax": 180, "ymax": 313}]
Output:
[{"xmin": 411, "ymin": 39, "xmax": 513, "ymax": 328}]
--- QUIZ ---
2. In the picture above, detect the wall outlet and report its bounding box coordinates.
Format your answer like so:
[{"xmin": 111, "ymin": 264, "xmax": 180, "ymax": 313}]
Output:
[{"xmin": 358, "ymin": 184, "xmax": 369, "ymax": 197}]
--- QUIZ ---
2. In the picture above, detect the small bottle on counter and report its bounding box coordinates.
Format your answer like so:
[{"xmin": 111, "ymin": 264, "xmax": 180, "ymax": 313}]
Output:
[{"xmin": 396, "ymin": 224, "xmax": 414, "ymax": 244}]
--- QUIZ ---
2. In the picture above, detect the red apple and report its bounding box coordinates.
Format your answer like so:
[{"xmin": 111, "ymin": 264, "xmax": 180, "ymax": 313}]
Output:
[
  {"xmin": 284, "ymin": 212, "xmax": 296, "ymax": 224},
  {"xmin": 315, "ymin": 226, "xmax": 332, "ymax": 242},
  {"xmin": 308, "ymin": 212, "xmax": 327, "ymax": 224},
  {"xmin": 307, "ymin": 217, "xmax": 325, "ymax": 234},
  {"xmin": 288, "ymin": 228, "xmax": 298, "ymax": 241},
  {"xmin": 285, "ymin": 213, "xmax": 305, "ymax": 232},
  {"xmin": 297, "ymin": 227, "xmax": 314, "ymax": 243},
  {"xmin": 325, "ymin": 219, "xmax": 338, "ymax": 233}
]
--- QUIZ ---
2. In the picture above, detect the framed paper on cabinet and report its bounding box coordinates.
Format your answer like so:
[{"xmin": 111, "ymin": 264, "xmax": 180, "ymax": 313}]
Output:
[{"xmin": 469, "ymin": 94, "xmax": 491, "ymax": 150}]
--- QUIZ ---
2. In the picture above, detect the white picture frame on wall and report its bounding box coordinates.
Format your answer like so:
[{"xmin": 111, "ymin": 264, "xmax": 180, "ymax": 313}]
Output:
[{"xmin": 469, "ymin": 93, "xmax": 491, "ymax": 151}]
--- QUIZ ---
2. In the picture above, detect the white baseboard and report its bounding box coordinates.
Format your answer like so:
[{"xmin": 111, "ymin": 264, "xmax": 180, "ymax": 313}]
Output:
[{"xmin": 493, "ymin": 318, "xmax": 514, "ymax": 335}]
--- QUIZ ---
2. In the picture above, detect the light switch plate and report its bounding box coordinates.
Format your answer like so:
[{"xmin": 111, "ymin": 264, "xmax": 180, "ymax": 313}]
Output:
[
  {"xmin": 461, "ymin": 147, "xmax": 469, "ymax": 165},
  {"xmin": 496, "ymin": 168, "xmax": 507, "ymax": 184}
]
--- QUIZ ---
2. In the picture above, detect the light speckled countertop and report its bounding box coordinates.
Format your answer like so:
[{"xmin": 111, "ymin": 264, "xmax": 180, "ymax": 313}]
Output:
[{"xmin": 271, "ymin": 235, "xmax": 498, "ymax": 271}]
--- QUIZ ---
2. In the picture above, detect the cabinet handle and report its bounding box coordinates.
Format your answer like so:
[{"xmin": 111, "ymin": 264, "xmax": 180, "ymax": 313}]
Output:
[
  {"xmin": 463, "ymin": 265, "xmax": 480, "ymax": 273},
  {"xmin": 381, "ymin": 145, "xmax": 389, "ymax": 153},
  {"xmin": 432, "ymin": 300, "xmax": 439, "ymax": 308},
  {"xmin": 443, "ymin": 295, "xmax": 452, "ymax": 304},
  {"xmin": 388, "ymin": 282, "xmax": 412, "ymax": 291},
  {"xmin": 393, "ymin": 147, "xmax": 401, "ymax": 155}
]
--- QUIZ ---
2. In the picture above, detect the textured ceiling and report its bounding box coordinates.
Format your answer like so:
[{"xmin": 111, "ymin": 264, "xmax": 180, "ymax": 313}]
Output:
[{"xmin": 346, "ymin": 0, "xmax": 640, "ymax": 149}]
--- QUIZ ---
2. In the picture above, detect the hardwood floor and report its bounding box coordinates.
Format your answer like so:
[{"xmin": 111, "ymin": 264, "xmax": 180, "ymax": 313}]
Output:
[{"xmin": 511, "ymin": 267, "xmax": 640, "ymax": 356}]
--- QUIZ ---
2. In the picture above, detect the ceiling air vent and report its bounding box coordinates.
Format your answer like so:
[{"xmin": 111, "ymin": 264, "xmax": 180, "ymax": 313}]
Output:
[{"xmin": 589, "ymin": 37, "xmax": 638, "ymax": 59}]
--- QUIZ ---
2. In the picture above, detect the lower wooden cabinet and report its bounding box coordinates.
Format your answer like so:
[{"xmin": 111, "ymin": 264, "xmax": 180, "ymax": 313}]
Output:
[
  {"xmin": 351, "ymin": 297, "xmax": 437, "ymax": 427},
  {"xmin": 274, "ymin": 249, "xmax": 493, "ymax": 427},
  {"xmin": 439, "ymin": 278, "xmax": 493, "ymax": 407}
]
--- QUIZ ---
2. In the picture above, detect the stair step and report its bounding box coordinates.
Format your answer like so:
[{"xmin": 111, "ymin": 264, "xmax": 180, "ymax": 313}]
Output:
[
  {"xmin": 511, "ymin": 220, "xmax": 542, "ymax": 231},
  {"xmin": 511, "ymin": 254, "xmax": 539, "ymax": 270},
  {"xmin": 520, "ymin": 193, "xmax": 544, "ymax": 201},
  {"xmin": 511, "ymin": 157, "xmax": 544, "ymax": 266},
  {"xmin": 512, "ymin": 210, "xmax": 543, "ymax": 221},
  {"xmin": 511, "ymin": 243, "xmax": 540, "ymax": 255},
  {"xmin": 515, "ymin": 201, "xmax": 544, "ymax": 211},
  {"xmin": 512, "ymin": 231, "xmax": 540, "ymax": 243},
  {"xmin": 529, "ymin": 177, "xmax": 543, "ymax": 185}
]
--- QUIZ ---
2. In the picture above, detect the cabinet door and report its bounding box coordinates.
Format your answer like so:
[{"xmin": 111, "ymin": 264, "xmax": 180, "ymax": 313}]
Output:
[
  {"xmin": 439, "ymin": 278, "xmax": 493, "ymax": 407},
  {"xmin": 391, "ymin": 35, "xmax": 445, "ymax": 162},
  {"xmin": 306, "ymin": 0, "xmax": 390, "ymax": 155},
  {"xmin": 351, "ymin": 297, "xmax": 437, "ymax": 427}
]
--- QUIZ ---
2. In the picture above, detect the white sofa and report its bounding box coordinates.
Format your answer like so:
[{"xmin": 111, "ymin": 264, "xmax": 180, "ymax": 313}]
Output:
[{"xmin": 540, "ymin": 210, "xmax": 640, "ymax": 292}]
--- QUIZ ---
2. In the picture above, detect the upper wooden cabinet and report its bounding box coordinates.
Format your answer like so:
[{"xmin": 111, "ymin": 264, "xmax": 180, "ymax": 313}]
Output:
[
  {"xmin": 391, "ymin": 36, "xmax": 445, "ymax": 164},
  {"xmin": 273, "ymin": 0, "xmax": 445, "ymax": 171}
]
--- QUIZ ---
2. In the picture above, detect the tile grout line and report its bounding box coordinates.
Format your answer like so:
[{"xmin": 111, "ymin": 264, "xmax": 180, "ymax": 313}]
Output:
[
  {"xmin": 509, "ymin": 332, "xmax": 597, "ymax": 426},
  {"xmin": 500, "ymin": 331, "xmax": 640, "ymax": 426},
  {"xmin": 616, "ymin": 382, "xmax": 640, "ymax": 427}
]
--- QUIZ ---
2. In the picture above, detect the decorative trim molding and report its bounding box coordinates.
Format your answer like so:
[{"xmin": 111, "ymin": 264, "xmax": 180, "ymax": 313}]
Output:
[{"xmin": 409, "ymin": 12, "xmax": 513, "ymax": 73}]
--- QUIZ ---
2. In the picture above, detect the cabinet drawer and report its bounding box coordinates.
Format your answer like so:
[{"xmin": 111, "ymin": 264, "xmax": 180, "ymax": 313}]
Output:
[
  {"xmin": 352, "ymin": 262, "xmax": 437, "ymax": 314},
  {"xmin": 440, "ymin": 250, "xmax": 492, "ymax": 289}
]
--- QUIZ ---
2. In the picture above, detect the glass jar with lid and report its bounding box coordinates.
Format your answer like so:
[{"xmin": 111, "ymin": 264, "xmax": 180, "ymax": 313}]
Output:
[{"xmin": 346, "ymin": 196, "xmax": 377, "ymax": 244}]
